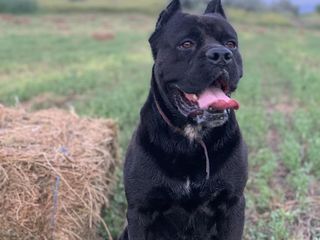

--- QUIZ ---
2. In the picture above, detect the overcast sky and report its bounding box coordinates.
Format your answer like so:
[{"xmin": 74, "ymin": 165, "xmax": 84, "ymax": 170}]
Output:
[{"xmin": 264, "ymin": 0, "xmax": 318, "ymax": 4}]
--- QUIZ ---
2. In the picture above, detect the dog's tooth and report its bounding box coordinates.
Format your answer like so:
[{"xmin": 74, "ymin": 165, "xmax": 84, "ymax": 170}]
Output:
[{"xmin": 192, "ymin": 94, "xmax": 198, "ymax": 101}]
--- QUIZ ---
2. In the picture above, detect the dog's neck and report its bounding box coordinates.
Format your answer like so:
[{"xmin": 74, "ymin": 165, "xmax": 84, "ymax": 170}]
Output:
[
  {"xmin": 150, "ymin": 73, "xmax": 189, "ymax": 129},
  {"xmin": 153, "ymin": 88, "xmax": 211, "ymax": 179}
]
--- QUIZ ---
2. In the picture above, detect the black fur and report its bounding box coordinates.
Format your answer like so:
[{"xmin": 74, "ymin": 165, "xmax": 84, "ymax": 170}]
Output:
[{"xmin": 119, "ymin": 1, "xmax": 248, "ymax": 239}]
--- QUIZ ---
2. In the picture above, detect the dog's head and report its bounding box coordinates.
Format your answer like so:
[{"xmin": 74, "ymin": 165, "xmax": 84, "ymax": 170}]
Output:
[{"xmin": 150, "ymin": 0, "xmax": 243, "ymax": 129}]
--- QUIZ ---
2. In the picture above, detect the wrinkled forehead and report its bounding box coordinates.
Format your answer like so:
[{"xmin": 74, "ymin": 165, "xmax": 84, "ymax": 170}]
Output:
[{"xmin": 164, "ymin": 12, "xmax": 238, "ymax": 41}]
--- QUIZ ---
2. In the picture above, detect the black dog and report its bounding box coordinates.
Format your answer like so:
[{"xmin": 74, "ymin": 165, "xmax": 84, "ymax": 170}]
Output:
[{"xmin": 119, "ymin": 0, "xmax": 247, "ymax": 239}]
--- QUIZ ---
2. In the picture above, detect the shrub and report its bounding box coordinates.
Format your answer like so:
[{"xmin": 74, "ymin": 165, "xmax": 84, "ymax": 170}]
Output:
[{"xmin": 0, "ymin": 0, "xmax": 37, "ymax": 13}]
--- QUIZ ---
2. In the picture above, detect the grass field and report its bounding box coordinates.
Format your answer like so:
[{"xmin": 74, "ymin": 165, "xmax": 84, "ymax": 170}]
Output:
[
  {"xmin": 0, "ymin": 6, "xmax": 320, "ymax": 240},
  {"xmin": 37, "ymin": 0, "xmax": 164, "ymax": 14}
]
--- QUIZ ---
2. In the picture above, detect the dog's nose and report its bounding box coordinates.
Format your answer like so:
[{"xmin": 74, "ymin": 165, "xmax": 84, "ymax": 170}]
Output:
[{"xmin": 206, "ymin": 48, "xmax": 233, "ymax": 65}]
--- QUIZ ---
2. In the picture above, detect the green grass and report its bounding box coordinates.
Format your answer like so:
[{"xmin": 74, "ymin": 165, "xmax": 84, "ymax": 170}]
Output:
[
  {"xmin": 0, "ymin": 11, "xmax": 319, "ymax": 240},
  {"xmin": 37, "ymin": 0, "xmax": 165, "ymax": 14}
]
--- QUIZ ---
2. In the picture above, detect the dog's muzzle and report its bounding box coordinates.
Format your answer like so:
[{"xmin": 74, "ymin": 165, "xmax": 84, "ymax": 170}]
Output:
[{"xmin": 171, "ymin": 71, "xmax": 239, "ymax": 126}]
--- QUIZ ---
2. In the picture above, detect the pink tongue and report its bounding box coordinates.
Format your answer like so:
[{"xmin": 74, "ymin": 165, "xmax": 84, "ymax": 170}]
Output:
[{"xmin": 198, "ymin": 87, "xmax": 240, "ymax": 111}]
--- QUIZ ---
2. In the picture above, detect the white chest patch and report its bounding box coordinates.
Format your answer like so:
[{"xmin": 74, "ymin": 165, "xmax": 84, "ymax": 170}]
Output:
[
  {"xmin": 184, "ymin": 125, "xmax": 201, "ymax": 141},
  {"xmin": 184, "ymin": 178, "xmax": 191, "ymax": 193}
]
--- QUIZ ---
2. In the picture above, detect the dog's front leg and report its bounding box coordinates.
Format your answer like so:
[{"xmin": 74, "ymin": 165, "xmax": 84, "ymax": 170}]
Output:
[
  {"xmin": 126, "ymin": 207, "xmax": 150, "ymax": 240},
  {"xmin": 217, "ymin": 195, "xmax": 245, "ymax": 240}
]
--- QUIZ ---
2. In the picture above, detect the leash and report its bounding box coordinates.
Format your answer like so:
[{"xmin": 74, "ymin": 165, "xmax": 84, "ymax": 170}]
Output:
[{"xmin": 153, "ymin": 95, "xmax": 211, "ymax": 180}]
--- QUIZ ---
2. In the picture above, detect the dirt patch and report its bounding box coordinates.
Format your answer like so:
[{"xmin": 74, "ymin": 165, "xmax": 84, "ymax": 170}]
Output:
[
  {"xmin": 0, "ymin": 14, "xmax": 30, "ymax": 25},
  {"xmin": 273, "ymin": 102, "xmax": 299, "ymax": 115},
  {"xmin": 21, "ymin": 93, "xmax": 83, "ymax": 111},
  {"xmin": 266, "ymin": 95, "xmax": 301, "ymax": 116},
  {"xmin": 92, "ymin": 32, "xmax": 115, "ymax": 42},
  {"xmin": 266, "ymin": 127, "xmax": 281, "ymax": 153},
  {"xmin": 284, "ymin": 196, "xmax": 320, "ymax": 239}
]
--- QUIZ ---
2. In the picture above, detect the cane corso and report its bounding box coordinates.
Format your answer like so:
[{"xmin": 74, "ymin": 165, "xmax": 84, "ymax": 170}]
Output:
[{"xmin": 119, "ymin": 0, "xmax": 248, "ymax": 239}]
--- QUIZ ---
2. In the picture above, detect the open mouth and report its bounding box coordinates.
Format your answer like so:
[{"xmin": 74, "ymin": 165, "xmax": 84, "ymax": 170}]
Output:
[{"xmin": 172, "ymin": 72, "xmax": 239, "ymax": 124}]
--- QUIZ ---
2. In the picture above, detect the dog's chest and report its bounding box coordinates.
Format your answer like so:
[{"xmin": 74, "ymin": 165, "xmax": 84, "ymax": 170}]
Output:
[
  {"xmin": 165, "ymin": 177, "xmax": 235, "ymax": 214},
  {"xmin": 148, "ymin": 179, "xmax": 235, "ymax": 239},
  {"xmin": 170, "ymin": 177, "xmax": 203, "ymax": 200}
]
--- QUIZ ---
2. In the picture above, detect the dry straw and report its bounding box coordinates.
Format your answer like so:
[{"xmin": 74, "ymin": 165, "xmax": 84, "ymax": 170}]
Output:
[{"xmin": 0, "ymin": 105, "xmax": 119, "ymax": 240}]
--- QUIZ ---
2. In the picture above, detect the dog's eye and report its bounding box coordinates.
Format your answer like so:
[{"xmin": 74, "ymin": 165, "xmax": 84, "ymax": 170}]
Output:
[
  {"xmin": 225, "ymin": 41, "xmax": 237, "ymax": 49},
  {"xmin": 179, "ymin": 41, "xmax": 194, "ymax": 49}
]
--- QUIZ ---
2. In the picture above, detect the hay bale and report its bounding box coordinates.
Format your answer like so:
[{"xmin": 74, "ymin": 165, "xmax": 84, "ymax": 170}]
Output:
[{"xmin": 0, "ymin": 105, "xmax": 118, "ymax": 240}]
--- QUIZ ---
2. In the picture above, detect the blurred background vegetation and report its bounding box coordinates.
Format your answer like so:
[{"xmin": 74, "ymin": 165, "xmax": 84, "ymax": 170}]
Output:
[
  {"xmin": 0, "ymin": 0, "xmax": 320, "ymax": 239},
  {"xmin": 0, "ymin": 0, "xmax": 318, "ymax": 15}
]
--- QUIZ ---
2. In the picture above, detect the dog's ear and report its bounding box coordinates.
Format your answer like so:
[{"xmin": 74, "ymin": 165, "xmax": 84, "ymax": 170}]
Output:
[
  {"xmin": 155, "ymin": 0, "xmax": 181, "ymax": 29},
  {"xmin": 149, "ymin": 0, "xmax": 181, "ymax": 59},
  {"xmin": 204, "ymin": 0, "xmax": 226, "ymax": 19}
]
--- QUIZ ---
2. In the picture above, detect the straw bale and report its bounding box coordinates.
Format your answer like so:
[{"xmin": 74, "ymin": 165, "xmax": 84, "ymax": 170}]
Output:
[{"xmin": 0, "ymin": 105, "xmax": 118, "ymax": 240}]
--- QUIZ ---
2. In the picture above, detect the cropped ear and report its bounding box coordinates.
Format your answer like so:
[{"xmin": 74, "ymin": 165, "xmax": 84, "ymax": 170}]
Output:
[
  {"xmin": 149, "ymin": 0, "xmax": 181, "ymax": 59},
  {"xmin": 204, "ymin": 0, "xmax": 226, "ymax": 19},
  {"xmin": 155, "ymin": 0, "xmax": 181, "ymax": 29}
]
